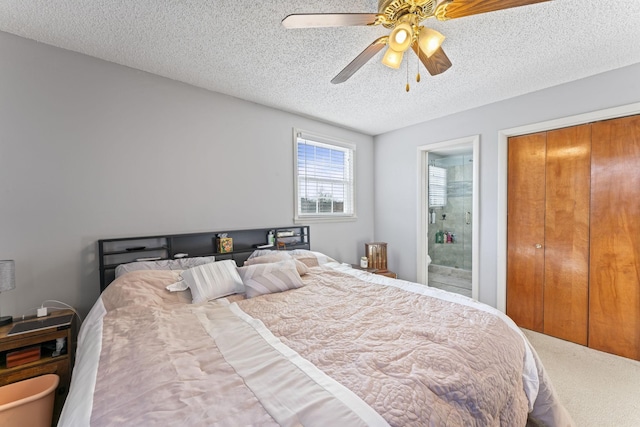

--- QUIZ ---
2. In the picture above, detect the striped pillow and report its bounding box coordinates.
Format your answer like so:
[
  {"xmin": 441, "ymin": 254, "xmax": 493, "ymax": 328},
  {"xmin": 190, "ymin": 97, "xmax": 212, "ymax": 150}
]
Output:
[
  {"xmin": 179, "ymin": 260, "xmax": 244, "ymax": 304},
  {"xmin": 237, "ymin": 260, "xmax": 304, "ymax": 298},
  {"xmin": 244, "ymin": 253, "xmax": 309, "ymax": 276},
  {"xmin": 244, "ymin": 252, "xmax": 292, "ymax": 264}
]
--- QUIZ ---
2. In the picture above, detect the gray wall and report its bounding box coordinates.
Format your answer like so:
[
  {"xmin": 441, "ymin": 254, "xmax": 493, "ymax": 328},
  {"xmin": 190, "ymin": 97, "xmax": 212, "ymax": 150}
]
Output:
[
  {"xmin": 374, "ymin": 62, "xmax": 640, "ymax": 307},
  {"xmin": 0, "ymin": 32, "xmax": 375, "ymax": 318}
]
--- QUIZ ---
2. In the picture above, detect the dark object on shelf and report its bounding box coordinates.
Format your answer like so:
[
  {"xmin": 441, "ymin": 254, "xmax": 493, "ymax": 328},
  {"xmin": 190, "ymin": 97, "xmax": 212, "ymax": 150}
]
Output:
[
  {"xmin": 8, "ymin": 314, "xmax": 73, "ymax": 336},
  {"xmin": 253, "ymin": 244, "xmax": 274, "ymax": 249},
  {"xmin": 126, "ymin": 246, "xmax": 146, "ymax": 251}
]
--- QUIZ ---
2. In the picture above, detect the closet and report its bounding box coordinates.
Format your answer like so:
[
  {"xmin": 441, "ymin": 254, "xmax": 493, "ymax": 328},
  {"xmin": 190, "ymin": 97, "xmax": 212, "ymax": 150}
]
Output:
[{"xmin": 506, "ymin": 114, "xmax": 640, "ymax": 361}]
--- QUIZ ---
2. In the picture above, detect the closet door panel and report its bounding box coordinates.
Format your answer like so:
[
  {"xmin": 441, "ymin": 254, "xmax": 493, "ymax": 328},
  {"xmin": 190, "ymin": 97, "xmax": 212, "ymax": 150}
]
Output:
[
  {"xmin": 543, "ymin": 125, "xmax": 590, "ymax": 345},
  {"xmin": 590, "ymin": 115, "xmax": 640, "ymax": 360},
  {"xmin": 507, "ymin": 133, "xmax": 546, "ymax": 332}
]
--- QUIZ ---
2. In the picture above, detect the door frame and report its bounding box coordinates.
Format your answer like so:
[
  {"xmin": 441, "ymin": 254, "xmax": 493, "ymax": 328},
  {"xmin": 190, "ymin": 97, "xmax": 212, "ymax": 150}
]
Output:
[
  {"xmin": 496, "ymin": 101, "xmax": 640, "ymax": 312},
  {"xmin": 417, "ymin": 135, "xmax": 480, "ymax": 300}
]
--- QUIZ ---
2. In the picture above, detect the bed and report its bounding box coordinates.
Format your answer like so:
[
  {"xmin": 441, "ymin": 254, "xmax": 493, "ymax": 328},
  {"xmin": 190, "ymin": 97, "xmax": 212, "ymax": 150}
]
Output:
[{"xmin": 59, "ymin": 236, "xmax": 573, "ymax": 426}]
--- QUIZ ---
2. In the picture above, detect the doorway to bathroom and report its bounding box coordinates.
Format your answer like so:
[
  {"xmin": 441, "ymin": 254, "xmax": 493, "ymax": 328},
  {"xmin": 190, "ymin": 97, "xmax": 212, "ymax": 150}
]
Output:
[{"xmin": 417, "ymin": 136, "xmax": 479, "ymax": 299}]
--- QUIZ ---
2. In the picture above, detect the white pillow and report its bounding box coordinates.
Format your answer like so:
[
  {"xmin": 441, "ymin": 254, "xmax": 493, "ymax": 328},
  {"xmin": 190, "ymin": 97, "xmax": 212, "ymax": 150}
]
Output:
[
  {"xmin": 247, "ymin": 249, "xmax": 278, "ymax": 260},
  {"xmin": 245, "ymin": 252, "xmax": 292, "ymax": 263},
  {"xmin": 116, "ymin": 256, "xmax": 216, "ymax": 278},
  {"xmin": 168, "ymin": 260, "xmax": 244, "ymax": 304},
  {"xmin": 237, "ymin": 260, "xmax": 304, "ymax": 298}
]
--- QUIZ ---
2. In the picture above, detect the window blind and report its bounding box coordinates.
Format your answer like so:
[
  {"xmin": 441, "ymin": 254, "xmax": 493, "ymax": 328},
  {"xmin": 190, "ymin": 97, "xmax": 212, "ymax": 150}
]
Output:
[
  {"xmin": 428, "ymin": 165, "xmax": 447, "ymax": 208},
  {"xmin": 295, "ymin": 132, "xmax": 355, "ymax": 219}
]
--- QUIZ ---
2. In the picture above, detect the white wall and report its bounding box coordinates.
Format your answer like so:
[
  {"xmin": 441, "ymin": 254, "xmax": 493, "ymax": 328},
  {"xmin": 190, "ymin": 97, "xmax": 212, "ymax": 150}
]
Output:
[
  {"xmin": 374, "ymin": 62, "xmax": 640, "ymax": 307},
  {"xmin": 0, "ymin": 32, "xmax": 375, "ymax": 318}
]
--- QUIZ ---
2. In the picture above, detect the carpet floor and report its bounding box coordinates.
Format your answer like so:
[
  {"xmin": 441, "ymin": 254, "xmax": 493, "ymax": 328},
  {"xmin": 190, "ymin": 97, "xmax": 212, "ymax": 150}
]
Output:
[{"xmin": 522, "ymin": 329, "xmax": 640, "ymax": 427}]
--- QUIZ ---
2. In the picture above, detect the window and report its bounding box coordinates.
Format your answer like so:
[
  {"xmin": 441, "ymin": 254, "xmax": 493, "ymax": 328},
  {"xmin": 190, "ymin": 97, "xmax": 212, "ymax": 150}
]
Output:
[
  {"xmin": 428, "ymin": 165, "xmax": 447, "ymax": 208},
  {"xmin": 294, "ymin": 130, "xmax": 355, "ymax": 222}
]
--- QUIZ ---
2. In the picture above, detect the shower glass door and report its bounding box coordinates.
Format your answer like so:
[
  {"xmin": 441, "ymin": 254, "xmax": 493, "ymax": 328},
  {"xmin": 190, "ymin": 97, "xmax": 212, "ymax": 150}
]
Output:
[{"xmin": 428, "ymin": 153, "xmax": 473, "ymax": 271}]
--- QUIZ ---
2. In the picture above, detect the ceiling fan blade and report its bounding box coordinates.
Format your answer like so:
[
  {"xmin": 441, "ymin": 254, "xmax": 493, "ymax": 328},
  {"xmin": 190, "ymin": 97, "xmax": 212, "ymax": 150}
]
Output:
[
  {"xmin": 440, "ymin": 0, "xmax": 551, "ymax": 20},
  {"xmin": 412, "ymin": 43, "xmax": 452, "ymax": 76},
  {"xmin": 282, "ymin": 13, "xmax": 379, "ymax": 29},
  {"xmin": 331, "ymin": 37, "xmax": 388, "ymax": 84}
]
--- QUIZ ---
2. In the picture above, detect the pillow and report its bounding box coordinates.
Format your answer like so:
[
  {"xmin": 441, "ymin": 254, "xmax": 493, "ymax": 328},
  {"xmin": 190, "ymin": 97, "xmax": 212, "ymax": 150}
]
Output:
[
  {"xmin": 237, "ymin": 260, "xmax": 304, "ymax": 298},
  {"xmin": 169, "ymin": 260, "xmax": 244, "ymax": 304},
  {"xmin": 293, "ymin": 259, "xmax": 310, "ymax": 276},
  {"xmin": 244, "ymin": 252, "xmax": 292, "ymax": 264},
  {"xmin": 291, "ymin": 250, "xmax": 337, "ymax": 267},
  {"xmin": 115, "ymin": 256, "xmax": 216, "ymax": 278},
  {"xmin": 244, "ymin": 253, "xmax": 309, "ymax": 276},
  {"xmin": 247, "ymin": 249, "xmax": 278, "ymax": 260}
]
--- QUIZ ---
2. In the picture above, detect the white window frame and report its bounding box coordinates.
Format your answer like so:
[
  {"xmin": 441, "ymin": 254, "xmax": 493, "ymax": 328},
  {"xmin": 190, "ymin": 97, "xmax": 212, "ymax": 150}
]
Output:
[
  {"xmin": 428, "ymin": 165, "xmax": 447, "ymax": 208},
  {"xmin": 293, "ymin": 128, "xmax": 357, "ymax": 223}
]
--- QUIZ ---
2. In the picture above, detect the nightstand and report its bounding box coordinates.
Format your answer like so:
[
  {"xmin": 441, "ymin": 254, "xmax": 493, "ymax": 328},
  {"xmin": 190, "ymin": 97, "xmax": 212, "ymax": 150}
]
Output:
[
  {"xmin": 350, "ymin": 264, "xmax": 398, "ymax": 279},
  {"xmin": 0, "ymin": 309, "xmax": 75, "ymax": 425}
]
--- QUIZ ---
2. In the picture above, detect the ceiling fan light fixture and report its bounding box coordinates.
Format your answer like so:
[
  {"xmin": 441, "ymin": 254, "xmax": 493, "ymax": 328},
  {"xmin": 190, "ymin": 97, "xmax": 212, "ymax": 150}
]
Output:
[
  {"xmin": 418, "ymin": 27, "xmax": 445, "ymax": 58},
  {"xmin": 388, "ymin": 22, "xmax": 413, "ymax": 52},
  {"xmin": 382, "ymin": 46, "xmax": 404, "ymax": 69}
]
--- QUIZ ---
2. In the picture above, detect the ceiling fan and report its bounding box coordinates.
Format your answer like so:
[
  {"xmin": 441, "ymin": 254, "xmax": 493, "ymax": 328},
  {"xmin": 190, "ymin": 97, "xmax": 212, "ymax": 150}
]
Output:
[{"xmin": 282, "ymin": 0, "xmax": 551, "ymax": 85}]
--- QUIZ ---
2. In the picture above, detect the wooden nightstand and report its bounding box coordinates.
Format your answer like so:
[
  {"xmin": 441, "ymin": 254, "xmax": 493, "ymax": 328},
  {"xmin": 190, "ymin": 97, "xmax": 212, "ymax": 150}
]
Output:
[
  {"xmin": 0, "ymin": 309, "xmax": 75, "ymax": 425},
  {"xmin": 350, "ymin": 264, "xmax": 397, "ymax": 279}
]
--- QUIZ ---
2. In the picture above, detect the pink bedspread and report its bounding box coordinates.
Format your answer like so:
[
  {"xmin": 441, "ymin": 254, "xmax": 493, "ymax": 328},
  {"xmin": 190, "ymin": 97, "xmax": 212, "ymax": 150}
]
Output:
[
  {"xmin": 238, "ymin": 268, "xmax": 529, "ymax": 426},
  {"xmin": 61, "ymin": 266, "xmax": 573, "ymax": 427}
]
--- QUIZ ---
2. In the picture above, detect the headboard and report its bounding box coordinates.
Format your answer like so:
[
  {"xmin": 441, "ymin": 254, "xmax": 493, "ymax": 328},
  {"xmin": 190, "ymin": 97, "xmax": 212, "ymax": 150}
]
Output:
[{"xmin": 98, "ymin": 226, "xmax": 310, "ymax": 292}]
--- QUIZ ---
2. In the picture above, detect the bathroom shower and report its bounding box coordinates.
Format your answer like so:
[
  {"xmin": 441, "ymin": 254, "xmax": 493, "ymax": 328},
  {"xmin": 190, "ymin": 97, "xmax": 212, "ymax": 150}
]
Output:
[{"xmin": 427, "ymin": 152, "xmax": 473, "ymax": 293}]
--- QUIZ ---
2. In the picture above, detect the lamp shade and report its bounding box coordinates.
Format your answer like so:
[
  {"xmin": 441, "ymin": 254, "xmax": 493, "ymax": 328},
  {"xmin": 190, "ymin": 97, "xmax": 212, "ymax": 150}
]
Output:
[
  {"xmin": 382, "ymin": 47, "xmax": 404, "ymax": 69},
  {"xmin": 388, "ymin": 22, "xmax": 414, "ymax": 52},
  {"xmin": 0, "ymin": 260, "xmax": 15, "ymax": 292},
  {"xmin": 418, "ymin": 27, "xmax": 445, "ymax": 58}
]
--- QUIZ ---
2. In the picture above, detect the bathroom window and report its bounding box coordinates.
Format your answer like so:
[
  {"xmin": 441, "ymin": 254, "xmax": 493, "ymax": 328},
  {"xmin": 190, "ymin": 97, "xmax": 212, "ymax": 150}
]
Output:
[{"xmin": 428, "ymin": 165, "xmax": 447, "ymax": 208}]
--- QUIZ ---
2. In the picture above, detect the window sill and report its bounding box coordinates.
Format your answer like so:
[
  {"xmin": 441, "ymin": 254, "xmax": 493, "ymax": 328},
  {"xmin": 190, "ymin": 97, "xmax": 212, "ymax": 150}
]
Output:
[{"xmin": 294, "ymin": 215, "xmax": 358, "ymax": 224}]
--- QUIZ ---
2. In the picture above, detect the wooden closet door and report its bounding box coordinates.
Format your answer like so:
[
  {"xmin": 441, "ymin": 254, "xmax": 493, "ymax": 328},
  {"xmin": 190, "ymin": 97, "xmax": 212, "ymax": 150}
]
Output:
[
  {"xmin": 590, "ymin": 115, "xmax": 640, "ymax": 360},
  {"xmin": 543, "ymin": 125, "xmax": 590, "ymax": 345},
  {"xmin": 507, "ymin": 132, "xmax": 546, "ymax": 332}
]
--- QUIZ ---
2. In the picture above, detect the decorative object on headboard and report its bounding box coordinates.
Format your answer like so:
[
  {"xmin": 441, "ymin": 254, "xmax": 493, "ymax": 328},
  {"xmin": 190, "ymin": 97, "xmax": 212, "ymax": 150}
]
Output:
[
  {"xmin": 365, "ymin": 242, "xmax": 388, "ymax": 272},
  {"xmin": 98, "ymin": 226, "xmax": 310, "ymax": 292},
  {"xmin": 216, "ymin": 234, "xmax": 233, "ymax": 253},
  {"xmin": 275, "ymin": 229, "xmax": 307, "ymax": 251}
]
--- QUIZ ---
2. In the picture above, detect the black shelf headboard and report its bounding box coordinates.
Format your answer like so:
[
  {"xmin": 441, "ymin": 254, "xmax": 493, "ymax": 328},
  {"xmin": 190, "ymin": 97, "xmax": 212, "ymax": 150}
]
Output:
[{"xmin": 98, "ymin": 226, "xmax": 310, "ymax": 292}]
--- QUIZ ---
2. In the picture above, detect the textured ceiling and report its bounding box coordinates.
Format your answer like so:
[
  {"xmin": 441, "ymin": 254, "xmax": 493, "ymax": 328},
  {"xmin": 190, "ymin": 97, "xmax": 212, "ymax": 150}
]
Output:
[{"xmin": 1, "ymin": 0, "xmax": 640, "ymax": 135}]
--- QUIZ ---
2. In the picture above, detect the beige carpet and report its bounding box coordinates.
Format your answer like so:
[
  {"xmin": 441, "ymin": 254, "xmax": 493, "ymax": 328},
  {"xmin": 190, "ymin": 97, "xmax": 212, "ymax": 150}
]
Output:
[{"xmin": 522, "ymin": 329, "xmax": 640, "ymax": 427}]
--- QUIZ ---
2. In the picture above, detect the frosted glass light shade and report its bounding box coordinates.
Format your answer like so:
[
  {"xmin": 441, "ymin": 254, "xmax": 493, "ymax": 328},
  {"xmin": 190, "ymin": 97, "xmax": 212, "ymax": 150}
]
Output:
[
  {"xmin": 0, "ymin": 260, "xmax": 15, "ymax": 292},
  {"xmin": 0, "ymin": 260, "xmax": 15, "ymax": 325},
  {"xmin": 382, "ymin": 47, "xmax": 404, "ymax": 69},
  {"xmin": 418, "ymin": 27, "xmax": 445, "ymax": 58},
  {"xmin": 388, "ymin": 22, "xmax": 413, "ymax": 52}
]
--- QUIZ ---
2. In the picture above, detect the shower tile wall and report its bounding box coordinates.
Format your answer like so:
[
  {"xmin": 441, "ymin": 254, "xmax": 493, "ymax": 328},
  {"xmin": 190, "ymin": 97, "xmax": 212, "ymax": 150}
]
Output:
[{"xmin": 428, "ymin": 156, "xmax": 472, "ymax": 271}]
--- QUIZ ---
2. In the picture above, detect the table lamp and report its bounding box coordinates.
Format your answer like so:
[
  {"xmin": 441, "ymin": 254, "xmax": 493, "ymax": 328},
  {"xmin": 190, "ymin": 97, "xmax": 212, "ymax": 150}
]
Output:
[{"xmin": 0, "ymin": 260, "xmax": 16, "ymax": 326}]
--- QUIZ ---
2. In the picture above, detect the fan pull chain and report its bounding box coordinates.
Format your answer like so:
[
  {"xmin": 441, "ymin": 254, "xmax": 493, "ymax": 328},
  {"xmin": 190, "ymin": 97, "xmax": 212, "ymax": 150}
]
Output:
[
  {"xmin": 406, "ymin": 54, "xmax": 410, "ymax": 92},
  {"xmin": 416, "ymin": 54, "xmax": 421, "ymax": 83}
]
